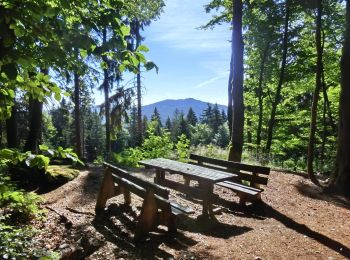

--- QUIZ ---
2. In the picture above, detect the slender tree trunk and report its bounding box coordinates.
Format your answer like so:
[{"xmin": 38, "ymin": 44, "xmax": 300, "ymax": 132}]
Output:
[
  {"xmin": 246, "ymin": 106, "xmax": 252, "ymax": 146},
  {"xmin": 307, "ymin": 0, "xmax": 323, "ymax": 185},
  {"xmin": 256, "ymin": 43, "xmax": 270, "ymax": 154},
  {"xmin": 334, "ymin": 0, "xmax": 350, "ymax": 195},
  {"xmin": 103, "ymin": 27, "xmax": 111, "ymax": 159},
  {"xmin": 134, "ymin": 20, "xmax": 143, "ymax": 146},
  {"xmin": 6, "ymin": 103, "xmax": 18, "ymax": 148},
  {"xmin": 321, "ymin": 70, "xmax": 336, "ymax": 132},
  {"xmin": 228, "ymin": 52, "xmax": 233, "ymax": 138},
  {"xmin": 320, "ymin": 98, "xmax": 327, "ymax": 165},
  {"xmin": 228, "ymin": 0, "xmax": 244, "ymax": 162},
  {"xmin": 265, "ymin": 0, "xmax": 290, "ymax": 155},
  {"xmin": 74, "ymin": 71, "xmax": 83, "ymax": 158}
]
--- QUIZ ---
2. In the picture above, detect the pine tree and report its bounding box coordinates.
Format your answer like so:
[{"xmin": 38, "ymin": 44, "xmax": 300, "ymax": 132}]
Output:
[{"xmin": 186, "ymin": 107, "xmax": 198, "ymax": 126}]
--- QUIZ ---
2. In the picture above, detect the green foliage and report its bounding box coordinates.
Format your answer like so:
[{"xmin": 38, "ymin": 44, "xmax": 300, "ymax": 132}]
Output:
[
  {"xmin": 114, "ymin": 123, "xmax": 174, "ymax": 167},
  {"xmin": 0, "ymin": 149, "xmax": 50, "ymax": 171},
  {"xmin": 39, "ymin": 145, "xmax": 84, "ymax": 166},
  {"xmin": 175, "ymin": 134, "xmax": 190, "ymax": 162},
  {"xmin": 0, "ymin": 167, "xmax": 43, "ymax": 223},
  {"xmin": 142, "ymin": 127, "xmax": 173, "ymax": 159},
  {"xmin": 0, "ymin": 223, "xmax": 59, "ymax": 259},
  {"xmin": 114, "ymin": 147, "xmax": 144, "ymax": 167}
]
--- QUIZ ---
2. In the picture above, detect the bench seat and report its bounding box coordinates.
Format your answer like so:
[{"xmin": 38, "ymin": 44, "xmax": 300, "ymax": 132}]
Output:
[{"xmin": 189, "ymin": 154, "xmax": 270, "ymax": 205}]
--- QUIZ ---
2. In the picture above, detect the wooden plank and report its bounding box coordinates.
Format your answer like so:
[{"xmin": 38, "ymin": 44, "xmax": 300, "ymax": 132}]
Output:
[
  {"xmin": 216, "ymin": 181, "xmax": 261, "ymax": 196},
  {"xmin": 170, "ymin": 206, "xmax": 187, "ymax": 216},
  {"xmin": 188, "ymin": 161, "xmax": 268, "ymax": 185},
  {"xmin": 170, "ymin": 202, "xmax": 194, "ymax": 214},
  {"xmin": 104, "ymin": 162, "xmax": 170, "ymax": 198},
  {"xmin": 220, "ymin": 181, "xmax": 263, "ymax": 192},
  {"xmin": 139, "ymin": 158, "xmax": 236, "ymax": 182},
  {"xmin": 111, "ymin": 174, "xmax": 147, "ymax": 198},
  {"xmin": 189, "ymin": 154, "xmax": 270, "ymax": 175},
  {"xmin": 111, "ymin": 173, "xmax": 174, "ymax": 211},
  {"xmin": 158, "ymin": 178, "xmax": 203, "ymax": 199}
]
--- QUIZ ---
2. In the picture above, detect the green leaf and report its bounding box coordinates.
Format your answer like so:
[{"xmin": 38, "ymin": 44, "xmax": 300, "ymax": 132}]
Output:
[
  {"xmin": 54, "ymin": 92, "xmax": 61, "ymax": 101},
  {"xmin": 136, "ymin": 45, "xmax": 149, "ymax": 52},
  {"xmin": 80, "ymin": 49, "xmax": 88, "ymax": 58},
  {"xmin": 120, "ymin": 25, "xmax": 130, "ymax": 36},
  {"xmin": 39, "ymin": 144, "xmax": 49, "ymax": 151},
  {"xmin": 16, "ymin": 75, "xmax": 24, "ymax": 83}
]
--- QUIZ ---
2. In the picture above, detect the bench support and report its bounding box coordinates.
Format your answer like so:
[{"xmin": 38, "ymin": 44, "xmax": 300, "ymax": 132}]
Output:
[{"xmin": 95, "ymin": 170, "xmax": 118, "ymax": 212}]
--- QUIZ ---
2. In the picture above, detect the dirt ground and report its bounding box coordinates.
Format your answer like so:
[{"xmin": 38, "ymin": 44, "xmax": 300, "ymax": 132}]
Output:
[{"xmin": 33, "ymin": 165, "xmax": 350, "ymax": 259}]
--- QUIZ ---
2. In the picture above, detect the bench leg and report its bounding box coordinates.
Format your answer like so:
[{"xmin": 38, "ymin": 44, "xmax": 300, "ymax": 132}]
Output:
[
  {"xmin": 184, "ymin": 176, "xmax": 190, "ymax": 186},
  {"xmin": 134, "ymin": 190, "xmax": 158, "ymax": 242},
  {"xmin": 238, "ymin": 192, "xmax": 247, "ymax": 206},
  {"xmin": 122, "ymin": 187, "xmax": 131, "ymax": 205},
  {"xmin": 252, "ymin": 174, "xmax": 262, "ymax": 202},
  {"xmin": 159, "ymin": 207, "xmax": 177, "ymax": 235},
  {"xmin": 95, "ymin": 170, "xmax": 117, "ymax": 213}
]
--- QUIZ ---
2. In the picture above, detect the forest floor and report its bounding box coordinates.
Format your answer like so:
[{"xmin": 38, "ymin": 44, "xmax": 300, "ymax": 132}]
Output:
[{"xmin": 33, "ymin": 165, "xmax": 350, "ymax": 260}]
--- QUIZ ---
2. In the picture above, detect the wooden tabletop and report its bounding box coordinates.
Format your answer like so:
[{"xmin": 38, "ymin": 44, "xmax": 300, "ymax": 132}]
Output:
[{"xmin": 139, "ymin": 158, "xmax": 237, "ymax": 183}]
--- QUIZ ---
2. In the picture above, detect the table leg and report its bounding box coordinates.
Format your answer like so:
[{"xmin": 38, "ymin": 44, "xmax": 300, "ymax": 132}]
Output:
[
  {"xmin": 154, "ymin": 169, "xmax": 164, "ymax": 184},
  {"xmin": 199, "ymin": 181, "xmax": 214, "ymax": 219}
]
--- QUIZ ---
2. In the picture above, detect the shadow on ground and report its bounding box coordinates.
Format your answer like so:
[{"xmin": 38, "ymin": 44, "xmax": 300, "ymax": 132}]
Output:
[
  {"xmin": 92, "ymin": 203, "xmax": 198, "ymax": 259},
  {"xmin": 233, "ymin": 202, "xmax": 350, "ymax": 259},
  {"xmin": 295, "ymin": 181, "xmax": 350, "ymax": 210}
]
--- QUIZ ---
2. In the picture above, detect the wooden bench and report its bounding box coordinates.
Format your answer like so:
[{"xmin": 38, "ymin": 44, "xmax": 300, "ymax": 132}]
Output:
[
  {"xmin": 95, "ymin": 162, "xmax": 193, "ymax": 241},
  {"xmin": 189, "ymin": 154, "xmax": 270, "ymax": 205}
]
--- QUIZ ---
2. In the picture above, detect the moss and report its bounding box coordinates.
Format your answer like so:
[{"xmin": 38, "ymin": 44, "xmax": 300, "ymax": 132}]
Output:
[{"xmin": 46, "ymin": 165, "xmax": 79, "ymax": 184}]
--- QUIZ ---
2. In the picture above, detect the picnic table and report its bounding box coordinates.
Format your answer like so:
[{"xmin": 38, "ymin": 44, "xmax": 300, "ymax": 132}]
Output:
[{"xmin": 139, "ymin": 158, "xmax": 238, "ymax": 219}]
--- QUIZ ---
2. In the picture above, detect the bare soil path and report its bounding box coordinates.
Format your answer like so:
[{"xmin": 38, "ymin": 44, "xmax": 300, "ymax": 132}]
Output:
[{"xmin": 34, "ymin": 165, "xmax": 350, "ymax": 259}]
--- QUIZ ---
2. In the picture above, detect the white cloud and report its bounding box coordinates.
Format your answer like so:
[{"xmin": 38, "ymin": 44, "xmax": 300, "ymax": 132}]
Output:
[{"xmin": 195, "ymin": 72, "xmax": 229, "ymax": 89}]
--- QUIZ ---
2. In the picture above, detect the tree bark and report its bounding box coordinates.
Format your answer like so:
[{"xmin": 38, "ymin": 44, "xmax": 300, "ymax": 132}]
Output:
[
  {"xmin": 256, "ymin": 43, "xmax": 270, "ymax": 154},
  {"xmin": 135, "ymin": 20, "xmax": 143, "ymax": 146},
  {"xmin": 334, "ymin": 0, "xmax": 350, "ymax": 195},
  {"xmin": 227, "ymin": 52, "xmax": 233, "ymax": 138},
  {"xmin": 24, "ymin": 95, "xmax": 43, "ymax": 153},
  {"xmin": 265, "ymin": 0, "xmax": 290, "ymax": 155},
  {"xmin": 228, "ymin": 0, "xmax": 244, "ymax": 162},
  {"xmin": 74, "ymin": 71, "xmax": 83, "ymax": 158},
  {"xmin": 6, "ymin": 103, "xmax": 18, "ymax": 148},
  {"xmin": 103, "ymin": 27, "xmax": 111, "ymax": 159},
  {"xmin": 307, "ymin": 0, "xmax": 323, "ymax": 185}
]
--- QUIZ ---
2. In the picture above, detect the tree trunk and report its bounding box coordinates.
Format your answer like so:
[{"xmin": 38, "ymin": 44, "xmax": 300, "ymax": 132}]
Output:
[
  {"xmin": 24, "ymin": 95, "xmax": 43, "ymax": 153},
  {"xmin": 227, "ymin": 52, "xmax": 233, "ymax": 138},
  {"xmin": 265, "ymin": 0, "xmax": 290, "ymax": 155},
  {"xmin": 6, "ymin": 103, "xmax": 18, "ymax": 148},
  {"xmin": 256, "ymin": 43, "xmax": 270, "ymax": 155},
  {"xmin": 307, "ymin": 0, "xmax": 323, "ymax": 185},
  {"xmin": 133, "ymin": 20, "xmax": 143, "ymax": 146},
  {"xmin": 228, "ymin": 0, "xmax": 244, "ymax": 162},
  {"xmin": 334, "ymin": 0, "xmax": 350, "ymax": 195},
  {"xmin": 246, "ymin": 106, "xmax": 252, "ymax": 146},
  {"xmin": 74, "ymin": 71, "xmax": 83, "ymax": 158},
  {"xmin": 103, "ymin": 27, "xmax": 111, "ymax": 159}
]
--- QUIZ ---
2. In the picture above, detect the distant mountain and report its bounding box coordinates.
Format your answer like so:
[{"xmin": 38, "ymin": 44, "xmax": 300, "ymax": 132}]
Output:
[{"xmin": 142, "ymin": 98, "xmax": 227, "ymax": 123}]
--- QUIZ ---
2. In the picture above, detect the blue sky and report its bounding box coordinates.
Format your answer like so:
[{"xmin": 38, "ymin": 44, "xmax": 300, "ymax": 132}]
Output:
[{"xmin": 96, "ymin": 0, "xmax": 232, "ymax": 106}]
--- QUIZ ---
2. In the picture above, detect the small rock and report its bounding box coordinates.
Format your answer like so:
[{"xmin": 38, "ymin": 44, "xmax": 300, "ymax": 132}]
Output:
[
  {"xmin": 255, "ymin": 256, "xmax": 263, "ymax": 260},
  {"xmin": 59, "ymin": 243, "xmax": 70, "ymax": 249}
]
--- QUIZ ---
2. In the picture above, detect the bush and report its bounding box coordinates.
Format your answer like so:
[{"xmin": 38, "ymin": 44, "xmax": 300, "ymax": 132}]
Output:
[
  {"xmin": 176, "ymin": 134, "xmax": 190, "ymax": 162},
  {"xmin": 114, "ymin": 127, "xmax": 174, "ymax": 167}
]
